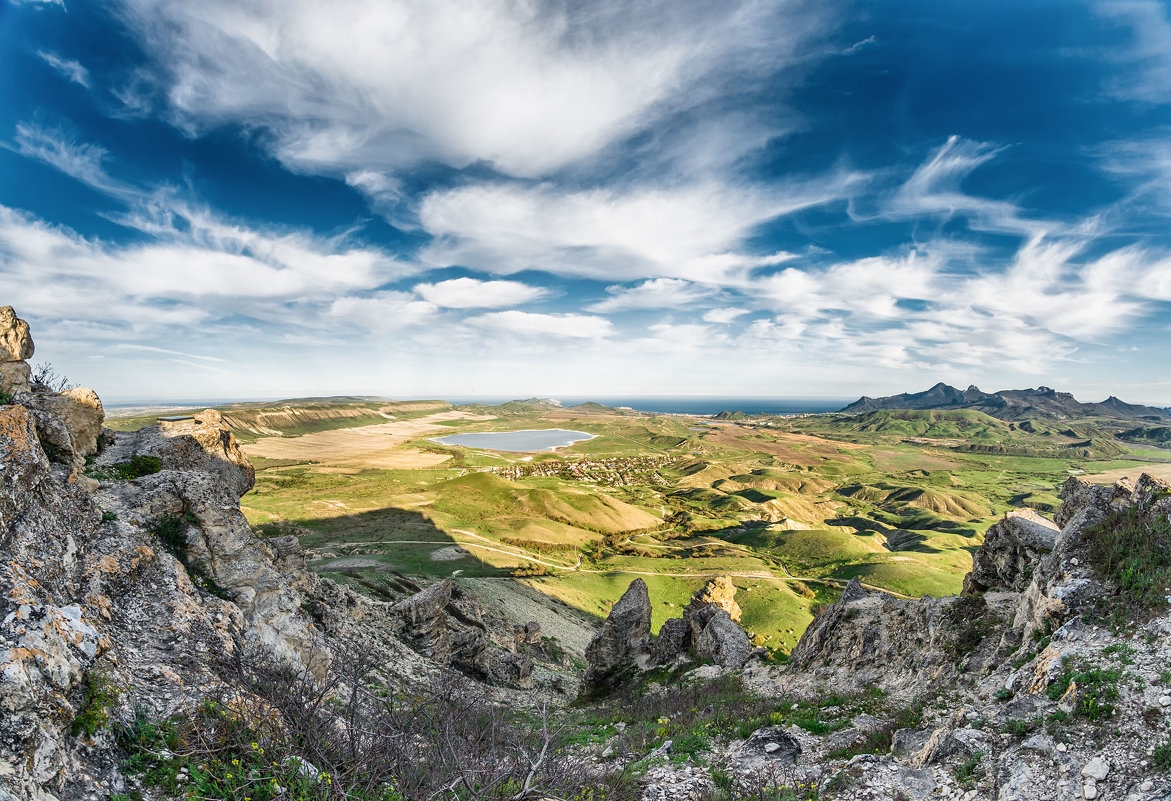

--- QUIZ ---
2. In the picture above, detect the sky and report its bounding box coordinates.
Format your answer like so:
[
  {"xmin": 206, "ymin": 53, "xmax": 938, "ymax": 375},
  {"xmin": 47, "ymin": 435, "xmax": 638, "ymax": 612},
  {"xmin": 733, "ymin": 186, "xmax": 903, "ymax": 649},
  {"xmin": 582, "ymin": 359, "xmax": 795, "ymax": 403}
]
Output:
[{"xmin": 1, "ymin": 0, "xmax": 1170, "ymax": 405}]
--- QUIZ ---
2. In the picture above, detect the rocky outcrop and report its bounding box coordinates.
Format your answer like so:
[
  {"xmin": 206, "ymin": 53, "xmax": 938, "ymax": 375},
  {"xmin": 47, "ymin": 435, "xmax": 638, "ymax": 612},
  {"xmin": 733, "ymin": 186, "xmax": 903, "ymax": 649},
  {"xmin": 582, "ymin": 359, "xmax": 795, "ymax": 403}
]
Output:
[
  {"xmin": 392, "ymin": 579, "xmax": 454, "ymax": 659},
  {"xmin": 98, "ymin": 409, "xmax": 254, "ymax": 497},
  {"xmin": 692, "ymin": 608, "xmax": 753, "ymax": 669},
  {"xmin": 963, "ymin": 508, "xmax": 1058, "ymax": 593},
  {"xmin": 0, "ymin": 310, "xmax": 330, "ymax": 800},
  {"xmin": 684, "ymin": 575, "xmax": 742, "ymax": 624},
  {"xmin": 24, "ymin": 388, "xmax": 105, "ymax": 467},
  {"xmin": 744, "ymin": 472, "xmax": 1171, "ymax": 800},
  {"xmin": 0, "ymin": 306, "xmax": 33, "ymax": 394},
  {"xmin": 582, "ymin": 576, "xmax": 758, "ymax": 693},
  {"xmin": 1, "ymin": 401, "xmax": 249, "ymax": 799},
  {"xmin": 1, "ymin": 309, "xmax": 105, "ymax": 479},
  {"xmin": 581, "ymin": 578, "xmax": 652, "ymax": 692}
]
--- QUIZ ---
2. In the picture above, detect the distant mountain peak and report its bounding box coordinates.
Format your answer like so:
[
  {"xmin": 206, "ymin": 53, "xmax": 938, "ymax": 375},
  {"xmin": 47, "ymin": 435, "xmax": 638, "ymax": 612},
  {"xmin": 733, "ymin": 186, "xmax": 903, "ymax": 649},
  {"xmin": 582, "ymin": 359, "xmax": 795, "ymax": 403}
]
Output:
[{"xmin": 840, "ymin": 384, "xmax": 1170, "ymax": 422}]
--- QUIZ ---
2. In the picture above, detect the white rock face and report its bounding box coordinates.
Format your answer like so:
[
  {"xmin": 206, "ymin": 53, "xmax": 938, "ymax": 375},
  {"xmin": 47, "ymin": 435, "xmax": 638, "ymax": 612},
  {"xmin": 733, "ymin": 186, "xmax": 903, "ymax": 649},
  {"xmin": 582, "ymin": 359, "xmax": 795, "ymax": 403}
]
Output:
[{"xmin": 0, "ymin": 306, "xmax": 33, "ymax": 394}]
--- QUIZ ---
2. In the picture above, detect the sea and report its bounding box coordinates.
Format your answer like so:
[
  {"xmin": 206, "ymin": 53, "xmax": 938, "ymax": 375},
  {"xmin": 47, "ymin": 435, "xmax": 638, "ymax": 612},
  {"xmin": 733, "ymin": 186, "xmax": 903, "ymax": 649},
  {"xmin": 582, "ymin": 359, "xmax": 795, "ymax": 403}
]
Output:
[
  {"xmin": 106, "ymin": 396, "xmax": 851, "ymax": 416},
  {"xmin": 443, "ymin": 396, "xmax": 851, "ymax": 415}
]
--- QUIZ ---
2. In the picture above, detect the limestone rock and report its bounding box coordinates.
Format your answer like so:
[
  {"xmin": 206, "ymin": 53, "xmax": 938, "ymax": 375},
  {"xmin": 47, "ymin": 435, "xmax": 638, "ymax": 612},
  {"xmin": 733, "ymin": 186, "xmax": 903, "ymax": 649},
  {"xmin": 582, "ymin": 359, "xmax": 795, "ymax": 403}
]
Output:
[
  {"xmin": 392, "ymin": 579, "xmax": 454, "ymax": 660},
  {"xmin": 693, "ymin": 609, "xmax": 753, "ymax": 669},
  {"xmin": 0, "ymin": 360, "xmax": 31, "ymax": 396},
  {"xmin": 20, "ymin": 386, "xmax": 105, "ymax": 468},
  {"xmin": 684, "ymin": 575, "xmax": 742, "ymax": 624},
  {"xmin": 964, "ymin": 508, "xmax": 1058, "ymax": 593},
  {"xmin": 0, "ymin": 305, "xmax": 34, "ymax": 363},
  {"xmin": 651, "ymin": 616, "xmax": 690, "ymax": 664},
  {"xmin": 582, "ymin": 578, "xmax": 652, "ymax": 692},
  {"xmin": 94, "ymin": 410, "xmax": 254, "ymax": 498}
]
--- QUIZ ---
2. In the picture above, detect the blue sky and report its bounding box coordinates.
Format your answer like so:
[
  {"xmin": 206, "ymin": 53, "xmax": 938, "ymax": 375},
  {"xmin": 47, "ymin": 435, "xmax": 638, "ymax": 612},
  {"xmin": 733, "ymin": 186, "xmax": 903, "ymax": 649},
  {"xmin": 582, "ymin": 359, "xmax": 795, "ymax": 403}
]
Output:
[{"xmin": 2, "ymin": 0, "xmax": 1170, "ymax": 404}]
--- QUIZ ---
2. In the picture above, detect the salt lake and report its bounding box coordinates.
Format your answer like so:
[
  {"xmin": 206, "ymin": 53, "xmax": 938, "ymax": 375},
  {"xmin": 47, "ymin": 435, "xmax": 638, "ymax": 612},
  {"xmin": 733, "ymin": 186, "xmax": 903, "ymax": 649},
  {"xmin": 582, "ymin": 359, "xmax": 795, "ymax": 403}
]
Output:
[{"xmin": 431, "ymin": 428, "xmax": 595, "ymax": 452}]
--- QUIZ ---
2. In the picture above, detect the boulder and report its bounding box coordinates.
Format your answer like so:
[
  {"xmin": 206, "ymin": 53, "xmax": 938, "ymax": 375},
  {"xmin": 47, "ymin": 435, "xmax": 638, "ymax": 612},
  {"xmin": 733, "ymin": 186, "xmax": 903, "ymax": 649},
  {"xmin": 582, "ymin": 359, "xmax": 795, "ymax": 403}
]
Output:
[
  {"xmin": 964, "ymin": 508, "xmax": 1058, "ymax": 593},
  {"xmin": 22, "ymin": 386, "xmax": 105, "ymax": 466},
  {"xmin": 0, "ymin": 305, "xmax": 34, "ymax": 363},
  {"xmin": 692, "ymin": 609, "xmax": 753, "ymax": 669},
  {"xmin": 651, "ymin": 616, "xmax": 690, "ymax": 664},
  {"xmin": 684, "ymin": 575, "xmax": 742, "ymax": 623},
  {"xmin": 0, "ymin": 360, "xmax": 31, "ymax": 396},
  {"xmin": 581, "ymin": 578, "xmax": 652, "ymax": 691},
  {"xmin": 0, "ymin": 306, "xmax": 33, "ymax": 395}
]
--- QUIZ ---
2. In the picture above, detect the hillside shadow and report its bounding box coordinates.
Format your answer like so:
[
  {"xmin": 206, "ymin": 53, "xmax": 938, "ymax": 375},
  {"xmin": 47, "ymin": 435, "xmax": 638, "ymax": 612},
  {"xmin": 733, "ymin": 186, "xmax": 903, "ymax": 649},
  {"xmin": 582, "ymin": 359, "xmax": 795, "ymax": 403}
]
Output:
[{"xmin": 275, "ymin": 506, "xmax": 515, "ymax": 582}]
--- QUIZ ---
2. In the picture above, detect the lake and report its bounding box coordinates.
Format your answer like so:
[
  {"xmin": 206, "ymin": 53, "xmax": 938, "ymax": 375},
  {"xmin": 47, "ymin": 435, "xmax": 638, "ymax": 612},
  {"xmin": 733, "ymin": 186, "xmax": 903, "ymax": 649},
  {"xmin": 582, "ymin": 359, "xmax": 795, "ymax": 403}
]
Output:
[{"xmin": 432, "ymin": 428, "xmax": 596, "ymax": 452}]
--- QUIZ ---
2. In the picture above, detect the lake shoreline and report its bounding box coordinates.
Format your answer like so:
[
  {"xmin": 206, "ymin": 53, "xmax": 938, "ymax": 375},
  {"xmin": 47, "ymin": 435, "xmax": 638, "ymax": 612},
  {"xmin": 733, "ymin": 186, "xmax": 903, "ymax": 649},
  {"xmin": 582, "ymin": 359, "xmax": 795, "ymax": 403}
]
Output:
[{"xmin": 431, "ymin": 428, "xmax": 597, "ymax": 453}]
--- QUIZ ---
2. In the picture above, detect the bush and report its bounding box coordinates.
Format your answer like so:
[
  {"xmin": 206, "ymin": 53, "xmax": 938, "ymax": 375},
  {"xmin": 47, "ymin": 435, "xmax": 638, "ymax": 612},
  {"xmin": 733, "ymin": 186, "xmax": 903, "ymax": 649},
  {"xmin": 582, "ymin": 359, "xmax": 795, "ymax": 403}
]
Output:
[
  {"xmin": 121, "ymin": 644, "xmax": 642, "ymax": 800},
  {"xmin": 1154, "ymin": 743, "xmax": 1171, "ymax": 771},
  {"xmin": 1087, "ymin": 505, "xmax": 1171, "ymax": 619},
  {"xmin": 72, "ymin": 670, "xmax": 120, "ymax": 737},
  {"xmin": 30, "ymin": 361, "xmax": 75, "ymax": 392},
  {"xmin": 1046, "ymin": 663, "xmax": 1121, "ymax": 721},
  {"xmin": 954, "ymin": 751, "xmax": 984, "ymax": 788},
  {"xmin": 88, "ymin": 454, "xmax": 163, "ymax": 481}
]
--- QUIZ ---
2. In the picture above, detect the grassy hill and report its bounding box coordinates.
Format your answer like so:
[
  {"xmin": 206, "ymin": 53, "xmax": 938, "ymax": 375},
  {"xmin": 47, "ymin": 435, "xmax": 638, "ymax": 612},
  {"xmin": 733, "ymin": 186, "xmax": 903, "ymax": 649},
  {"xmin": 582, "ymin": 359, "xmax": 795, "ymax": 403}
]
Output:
[{"xmin": 107, "ymin": 397, "xmax": 451, "ymax": 442}]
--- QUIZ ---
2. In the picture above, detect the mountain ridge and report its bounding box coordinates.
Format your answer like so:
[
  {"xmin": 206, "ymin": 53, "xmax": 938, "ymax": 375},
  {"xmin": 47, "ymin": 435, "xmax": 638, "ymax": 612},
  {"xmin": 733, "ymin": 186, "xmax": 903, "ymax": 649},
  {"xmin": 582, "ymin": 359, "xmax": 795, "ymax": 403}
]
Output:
[{"xmin": 841, "ymin": 382, "xmax": 1171, "ymax": 421}]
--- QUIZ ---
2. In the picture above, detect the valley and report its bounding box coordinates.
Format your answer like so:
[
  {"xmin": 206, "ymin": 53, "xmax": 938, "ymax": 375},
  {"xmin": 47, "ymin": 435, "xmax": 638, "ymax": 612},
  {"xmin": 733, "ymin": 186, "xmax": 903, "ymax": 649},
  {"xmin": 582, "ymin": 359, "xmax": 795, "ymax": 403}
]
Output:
[{"xmin": 108, "ymin": 394, "xmax": 1171, "ymax": 658}]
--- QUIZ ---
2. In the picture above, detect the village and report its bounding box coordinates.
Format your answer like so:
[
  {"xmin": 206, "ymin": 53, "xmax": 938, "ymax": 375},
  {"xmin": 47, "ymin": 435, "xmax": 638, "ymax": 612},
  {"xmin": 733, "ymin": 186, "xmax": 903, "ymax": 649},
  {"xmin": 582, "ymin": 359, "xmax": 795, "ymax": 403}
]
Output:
[{"xmin": 480, "ymin": 455, "xmax": 674, "ymax": 486}]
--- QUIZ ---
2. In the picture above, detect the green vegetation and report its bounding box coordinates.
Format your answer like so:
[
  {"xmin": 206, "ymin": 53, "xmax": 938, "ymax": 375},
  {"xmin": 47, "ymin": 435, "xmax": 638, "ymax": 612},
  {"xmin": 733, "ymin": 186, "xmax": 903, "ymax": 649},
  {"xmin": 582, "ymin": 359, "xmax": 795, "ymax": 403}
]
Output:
[
  {"xmin": 954, "ymin": 752, "xmax": 985, "ymax": 788},
  {"xmin": 1087, "ymin": 505, "xmax": 1171, "ymax": 620},
  {"xmin": 1154, "ymin": 743, "xmax": 1171, "ymax": 770},
  {"xmin": 1046, "ymin": 661, "xmax": 1122, "ymax": 721},
  {"xmin": 119, "ymin": 700, "xmax": 379, "ymax": 801},
  {"xmin": 151, "ymin": 514, "xmax": 233, "ymax": 600},
  {"xmin": 87, "ymin": 454, "xmax": 162, "ymax": 481},
  {"xmin": 72, "ymin": 670, "xmax": 121, "ymax": 737}
]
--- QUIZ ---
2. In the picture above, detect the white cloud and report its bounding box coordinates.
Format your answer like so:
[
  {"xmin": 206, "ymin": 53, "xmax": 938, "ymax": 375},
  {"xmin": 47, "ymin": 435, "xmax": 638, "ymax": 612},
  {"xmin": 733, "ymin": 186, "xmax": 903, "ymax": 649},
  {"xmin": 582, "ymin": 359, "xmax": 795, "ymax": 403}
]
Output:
[
  {"xmin": 414, "ymin": 277, "xmax": 549, "ymax": 309},
  {"xmin": 38, "ymin": 51, "xmax": 90, "ymax": 87},
  {"xmin": 8, "ymin": 123, "xmax": 133, "ymax": 198},
  {"xmin": 702, "ymin": 307, "xmax": 750, "ymax": 324},
  {"xmin": 587, "ymin": 278, "xmax": 713, "ymax": 312},
  {"xmin": 114, "ymin": 344, "xmax": 224, "ymax": 362},
  {"xmin": 1096, "ymin": 0, "xmax": 1171, "ymax": 104},
  {"xmin": 0, "ymin": 204, "xmax": 414, "ymax": 332},
  {"xmin": 1098, "ymin": 135, "xmax": 1171, "ymax": 214},
  {"xmin": 887, "ymin": 136, "xmax": 1041, "ymax": 234},
  {"xmin": 466, "ymin": 310, "xmax": 612, "ymax": 339},
  {"xmin": 113, "ymin": 0, "xmax": 832, "ymax": 179},
  {"xmin": 329, "ymin": 291, "xmax": 437, "ymax": 332},
  {"xmin": 419, "ymin": 177, "xmax": 860, "ymax": 283}
]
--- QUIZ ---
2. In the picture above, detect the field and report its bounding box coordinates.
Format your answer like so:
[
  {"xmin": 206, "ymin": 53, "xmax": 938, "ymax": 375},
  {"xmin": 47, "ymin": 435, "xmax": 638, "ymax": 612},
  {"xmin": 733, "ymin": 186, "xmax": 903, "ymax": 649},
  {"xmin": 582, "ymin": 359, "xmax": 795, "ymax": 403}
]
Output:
[{"xmin": 110, "ymin": 398, "xmax": 1171, "ymax": 657}]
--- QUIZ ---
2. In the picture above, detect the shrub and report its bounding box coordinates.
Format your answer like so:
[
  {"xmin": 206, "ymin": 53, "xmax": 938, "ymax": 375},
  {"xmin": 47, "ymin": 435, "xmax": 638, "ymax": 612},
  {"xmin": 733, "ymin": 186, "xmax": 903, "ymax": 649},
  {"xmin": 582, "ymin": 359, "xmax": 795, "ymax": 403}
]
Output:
[
  {"xmin": 121, "ymin": 644, "xmax": 643, "ymax": 800},
  {"xmin": 72, "ymin": 670, "xmax": 120, "ymax": 737},
  {"xmin": 30, "ymin": 361, "xmax": 75, "ymax": 392},
  {"xmin": 1046, "ymin": 663, "xmax": 1121, "ymax": 721},
  {"xmin": 1087, "ymin": 505, "xmax": 1171, "ymax": 619},
  {"xmin": 1154, "ymin": 743, "xmax": 1171, "ymax": 771},
  {"xmin": 88, "ymin": 454, "xmax": 163, "ymax": 482},
  {"xmin": 954, "ymin": 751, "xmax": 984, "ymax": 787}
]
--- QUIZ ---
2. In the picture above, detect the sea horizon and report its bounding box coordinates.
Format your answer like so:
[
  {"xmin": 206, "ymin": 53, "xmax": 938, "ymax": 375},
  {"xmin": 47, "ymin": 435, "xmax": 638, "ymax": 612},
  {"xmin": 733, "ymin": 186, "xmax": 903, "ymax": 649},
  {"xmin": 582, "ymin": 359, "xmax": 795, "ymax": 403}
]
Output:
[{"xmin": 102, "ymin": 394, "xmax": 853, "ymax": 416}]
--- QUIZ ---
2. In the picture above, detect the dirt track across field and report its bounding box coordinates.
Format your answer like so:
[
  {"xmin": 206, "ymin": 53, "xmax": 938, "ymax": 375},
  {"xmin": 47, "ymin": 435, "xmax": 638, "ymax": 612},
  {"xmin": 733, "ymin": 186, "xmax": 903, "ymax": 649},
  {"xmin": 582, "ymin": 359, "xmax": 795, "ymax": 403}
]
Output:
[{"xmin": 242, "ymin": 411, "xmax": 495, "ymax": 469}]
